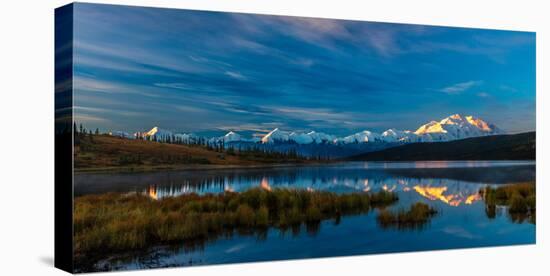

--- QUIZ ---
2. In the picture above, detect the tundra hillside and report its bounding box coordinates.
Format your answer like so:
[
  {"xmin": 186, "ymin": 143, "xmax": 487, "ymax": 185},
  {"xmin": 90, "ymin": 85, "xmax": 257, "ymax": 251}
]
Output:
[{"xmin": 75, "ymin": 133, "xmax": 315, "ymax": 172}]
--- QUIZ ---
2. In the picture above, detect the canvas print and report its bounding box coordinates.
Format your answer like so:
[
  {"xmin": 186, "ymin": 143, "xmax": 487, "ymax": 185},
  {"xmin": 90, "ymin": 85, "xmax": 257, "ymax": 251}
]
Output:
[{"xmin": 55, "ymin": 2, "xmax": 536, "ymax": 273}]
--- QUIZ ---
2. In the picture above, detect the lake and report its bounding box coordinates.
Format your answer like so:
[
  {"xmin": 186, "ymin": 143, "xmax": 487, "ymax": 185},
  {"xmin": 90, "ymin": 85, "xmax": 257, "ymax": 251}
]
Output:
[{"xmin": 74, "ymin": 161, "xmax": 536, "ymax": 271}]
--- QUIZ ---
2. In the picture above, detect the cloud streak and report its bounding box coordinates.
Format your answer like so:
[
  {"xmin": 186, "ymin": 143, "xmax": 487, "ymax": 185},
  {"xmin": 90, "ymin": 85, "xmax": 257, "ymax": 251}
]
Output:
[{"xmin": 439, "ymin": 81, "xmax": 483, "ymax": 95}]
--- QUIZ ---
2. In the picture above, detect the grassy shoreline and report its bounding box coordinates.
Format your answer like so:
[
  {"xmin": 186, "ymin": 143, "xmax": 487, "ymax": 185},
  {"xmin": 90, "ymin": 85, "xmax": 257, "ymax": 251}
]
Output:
[
  {"xmin": 75, "ymin": 188, "xmax": 398, "ymax": 265},
  {"xmin": 74, "ymin": 161, "xmax": 339, "ymax": 173}
]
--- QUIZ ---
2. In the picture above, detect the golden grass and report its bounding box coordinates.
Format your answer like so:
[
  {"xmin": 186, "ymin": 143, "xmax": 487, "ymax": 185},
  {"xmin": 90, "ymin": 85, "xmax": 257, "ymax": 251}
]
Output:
[
  {"xmin": 74, "ymin": 188, "xmax": 398, "ymax": 264},
  {"xmin": 376, "ymin": 202, "xmax": 438, "ymax": 230},
  {"xmin": 480, "ymin": 182, "xmax": 536, "ymax": 224},
  {"xmin": 75, "ymin": 135, "xmax": 247, "ymax": 169},
  {"xmin": 75, "ymin": 135, "xmax": 314, "ymax": 170}
]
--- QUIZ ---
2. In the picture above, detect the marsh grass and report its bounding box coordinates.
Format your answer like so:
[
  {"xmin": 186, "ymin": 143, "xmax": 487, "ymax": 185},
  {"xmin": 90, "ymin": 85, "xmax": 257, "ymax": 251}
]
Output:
[
  {"xmin": 74, "ymin": 188, "xmax": 398, "ymax": 266},
  {"xmin": 376, "ymin": 202, "xmax": 438, "ymax": 230},
  {"xmin": 480, "ymin": 182, "xmax": 535, "ymax": 224}
]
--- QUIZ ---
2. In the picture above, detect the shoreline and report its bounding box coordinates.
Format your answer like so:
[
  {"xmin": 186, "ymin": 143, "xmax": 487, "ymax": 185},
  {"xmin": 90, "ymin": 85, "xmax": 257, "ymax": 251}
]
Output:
[
  {"xmin": 74, "ymin": 161, "xmax": 341, "ymax": 174},
  {"xmin": 73, "ymin": 159, "xmax": 535, "ymax": 174}
]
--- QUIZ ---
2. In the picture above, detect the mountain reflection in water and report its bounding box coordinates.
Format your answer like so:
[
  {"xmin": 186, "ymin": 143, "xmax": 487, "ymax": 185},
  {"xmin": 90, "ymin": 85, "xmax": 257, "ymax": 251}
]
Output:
[
  {"xmin": 144, "ymin": 176, "xmax": 484, "ymax": 207},
  {"xmin": 74, "ymin": 161, "xmax": 535, "ymax": 209}
]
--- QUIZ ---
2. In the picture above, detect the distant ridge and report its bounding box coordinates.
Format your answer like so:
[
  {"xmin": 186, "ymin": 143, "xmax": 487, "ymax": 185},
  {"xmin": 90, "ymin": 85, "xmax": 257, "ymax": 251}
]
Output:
[
  {"xmin": 347, "ymin": 132, "xmax": 535, "ymax": 161},
  {"xmin": 114, "ymin": 114, "xmax": 505, "ymax": 145}
]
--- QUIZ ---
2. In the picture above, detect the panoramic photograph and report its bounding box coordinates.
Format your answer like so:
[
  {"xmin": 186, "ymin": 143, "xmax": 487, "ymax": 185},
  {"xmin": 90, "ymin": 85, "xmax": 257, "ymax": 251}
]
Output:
[{"xmin": 69, "ymin": 3, "xmax": 535, "ymax": 272}]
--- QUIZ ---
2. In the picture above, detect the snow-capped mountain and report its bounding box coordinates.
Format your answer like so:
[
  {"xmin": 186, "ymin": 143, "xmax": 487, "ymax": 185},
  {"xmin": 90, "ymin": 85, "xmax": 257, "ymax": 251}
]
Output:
[
  {"xmin": 338, "ymin": 130, "xmax": 383, "ymax": 144},
  {"xmin": 306, "ymin": 131, "xmax": 337, "ymax": 144},
  {"xmin": 257, "ymin": 114, "xmax": 502, "ymax": 145},
  {"xmin": 174, "ymin": 133, "xmax": 198, "ymax": 143},
  {"xmin": 144, "ymin": 127, "xmax": 173, "ymax": 141},
  {"xmin": 261, "ymin": 128, "xmax": 290, "ymax": 143},
  {"xmin": 260, "ymin": 128, "xmax": 337, "ymax": 144},
  {"xmin": 223, "ymin": 131, "xmax": 242, "ymax": 142},
  {"xmin": 413, "ymin": 114, "xmax": 502, "ymax": 142},
  {"xmin": 109, "ymin": 114, "xmax": 503, "ymax": 146},
  {"xmin": 381, "ymin": 129, "xmax": 420, "ymax": 143},
  {"xmin": 139, "ymin": 127, "xmax": 198, "ymax": 143}
]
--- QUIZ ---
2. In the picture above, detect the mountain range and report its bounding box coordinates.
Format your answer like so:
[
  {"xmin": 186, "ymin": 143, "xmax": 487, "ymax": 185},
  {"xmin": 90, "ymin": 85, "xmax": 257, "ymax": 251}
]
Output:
[{"xmin": 111, "ymin": 114, "xmax": 504, "ymax": 145}]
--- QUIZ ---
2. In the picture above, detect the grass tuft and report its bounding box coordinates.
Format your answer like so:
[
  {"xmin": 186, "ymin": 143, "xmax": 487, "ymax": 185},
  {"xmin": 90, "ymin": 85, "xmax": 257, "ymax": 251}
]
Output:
[
  {"xmin": 376, "ymin": 202, "xmax": 437, "ymax": 230},
  {"xmin": 480, "ymin": 182, "xmax": 535, "ymax": 224}
]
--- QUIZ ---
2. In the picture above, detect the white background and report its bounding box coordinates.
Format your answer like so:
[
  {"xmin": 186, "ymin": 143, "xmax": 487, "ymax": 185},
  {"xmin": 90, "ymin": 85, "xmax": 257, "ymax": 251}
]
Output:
[{"xmin": 0, "ymin": 0, "xmax": 548, "ymax": 275}]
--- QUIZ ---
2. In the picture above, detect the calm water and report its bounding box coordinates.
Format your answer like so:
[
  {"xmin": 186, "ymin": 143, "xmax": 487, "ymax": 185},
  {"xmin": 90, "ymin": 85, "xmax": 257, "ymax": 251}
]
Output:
[{"xmin": 74, "ymin": 161, "xmax": 536, "ymax": 271}]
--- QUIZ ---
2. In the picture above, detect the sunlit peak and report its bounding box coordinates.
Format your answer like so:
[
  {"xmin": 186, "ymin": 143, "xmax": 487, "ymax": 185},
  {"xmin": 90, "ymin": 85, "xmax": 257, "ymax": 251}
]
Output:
[
  {"xmin": 146, "ymin": 126, "xmax": 160, "ymax": 136},
  {"xmin": 466, "ymin": 116, "xmax": 492, "ymax": 131}
]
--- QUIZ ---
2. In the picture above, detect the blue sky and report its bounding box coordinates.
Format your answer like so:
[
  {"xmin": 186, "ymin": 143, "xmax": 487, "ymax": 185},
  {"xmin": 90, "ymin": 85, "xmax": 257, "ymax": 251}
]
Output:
[{"xmin": 73, "ymin": 3, "xmax": 535, "ymax": 136}]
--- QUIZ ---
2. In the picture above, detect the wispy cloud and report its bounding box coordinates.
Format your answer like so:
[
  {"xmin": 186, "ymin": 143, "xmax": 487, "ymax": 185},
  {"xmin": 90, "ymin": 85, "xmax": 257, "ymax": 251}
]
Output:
[
  {"xmin": 153, "ymin": 83, "xmax": 191, "ymax": 90},
  {"xmin": 477, "ymin": 92, "xmax": 490, "ymax": 98},
  {"xmin": 439, "ymin": 80, "xmax": 483, "ymax": 95},
  {"xmin": 225, "ymin": 71, "xmax": 247, "ymax": 80},
  {"xmin": 74, "ymin": 114, "xmax": 108, "ymax": 123},
  {"xmin": 499, "ymin": 85, "xmax": 519, "ymax": 93},
  {"xmin": 74, "ymin": 76, "xmax": 161, "ymax": 97},
  {"xmin": 75, "ymin": 55, "xmax": 174, "ymax": 76},
  {"xmin": 218, "ymin": 122, "xmax": 284, "ymax": 133},
  {"xmin": 74, "ymin": 40, "xmax": 211, "ymax": 75},
  {"xmin": 271, "ymin": 106, "xmax": 351, "ymax": 122},
  {"xmin": 74, "ymin": 105, "xmax": 145, "ymax": 117},
  {"xmin": 74, "ymin": 76, "xmax": 123, "ymax": 93}
]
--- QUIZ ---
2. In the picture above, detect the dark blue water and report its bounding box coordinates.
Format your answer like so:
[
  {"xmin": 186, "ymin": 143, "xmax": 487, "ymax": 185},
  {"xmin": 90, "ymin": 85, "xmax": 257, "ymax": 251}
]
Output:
[{"xmin": 75, "ymin": 161, "xmax": 536, "ymax": 271}]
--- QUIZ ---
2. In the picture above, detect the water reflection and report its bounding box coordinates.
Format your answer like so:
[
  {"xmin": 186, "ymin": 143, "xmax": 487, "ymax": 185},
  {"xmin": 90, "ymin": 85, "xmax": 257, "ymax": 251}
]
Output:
[
  {"xmin": 142, "ymin": 176, "xmax": 495, "ymax": 208},
  {"xmin": 74, "ymin": 161, "xmax": 535, "ymax": 209},
  {"xmin": 74, "ymin": 161, "xmax": 535, "ymax": 271},
  {"xmin": 412, "ymin": 186, "xmax": 481, "ymax": 207},
  {"xmin": 260, "ymin": 177, "xmax": 271, "ymax": 191}
]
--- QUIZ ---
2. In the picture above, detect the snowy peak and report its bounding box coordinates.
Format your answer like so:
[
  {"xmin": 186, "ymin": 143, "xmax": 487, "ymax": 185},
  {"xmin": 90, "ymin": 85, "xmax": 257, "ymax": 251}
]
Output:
[
  {"xmin": 261, "ymin": 128, "xmax": 290, "ymax": 143},
  {"xmin": 145, "ymin": 126, "xmax": 173, "ymax": 138},
  {"xmin": 465, "ymin": 115, "xmax": 495, "ymax": 132},
  {"xmin": 289, "ymin": 132, "xmax": 314, "ymax": 144},
  {"xmin": 306, "ymin": 131, "xmax": 337, "ymax": 144},
  {"xmin": 414, "ymin": 120, "xmax": 446, "ymax": 135},
  {"xmin": 444, "ymin": 113, "xmax": 466, "ymax": 123},
  {"xmin": 145, "ymin": 126, "xmax": 160, "ymax": 136},
  {"xmin": 223, "ymin": 131, "xmax": 242, "ymax": 142},
  {"xmin": 340, "ymin": 130, "xmax": 382, "ymax": 144},
  {"xmin": 174, "ymin": 133, "xmax": 197, "ymax": 143},
  {"xmin": 381, "ymin": 129, "xmax": 418, "ymax": 143},
  {"xmin": 414, "ymin": 114, "xmax": 501, "ymax": 141},
  {"xmin": 438, "ymin": 114, "xmax": 497, "ymax": 132},
  {"xmin": 260, "ymin": 129, "xmax": 336, "ymax": 144}
]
